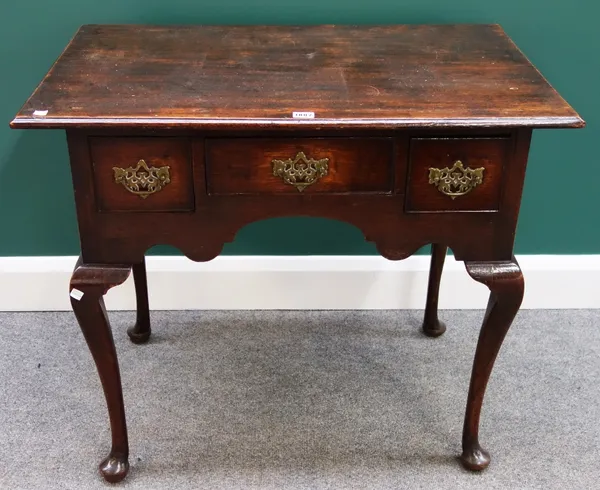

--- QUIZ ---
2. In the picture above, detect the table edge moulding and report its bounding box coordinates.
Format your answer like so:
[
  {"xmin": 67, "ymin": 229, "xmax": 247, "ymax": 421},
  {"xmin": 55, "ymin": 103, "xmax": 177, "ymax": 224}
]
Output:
[{"xmin": 10, "ymin": 24, "xmax": 584, "ymax": 483}]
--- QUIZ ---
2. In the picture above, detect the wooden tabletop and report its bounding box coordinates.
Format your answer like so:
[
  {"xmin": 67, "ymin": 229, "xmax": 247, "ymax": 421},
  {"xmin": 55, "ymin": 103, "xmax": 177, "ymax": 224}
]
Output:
[{"xmin": 11, "ymin": 24, "xmax": 583, "ymax": 130}]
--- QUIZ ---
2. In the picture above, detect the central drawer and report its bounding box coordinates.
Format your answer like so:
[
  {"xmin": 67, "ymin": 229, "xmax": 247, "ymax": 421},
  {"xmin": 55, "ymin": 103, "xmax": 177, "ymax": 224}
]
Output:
[{"xmin": 206, "ymin": 138, "xmax": 394, "ymax": 195}]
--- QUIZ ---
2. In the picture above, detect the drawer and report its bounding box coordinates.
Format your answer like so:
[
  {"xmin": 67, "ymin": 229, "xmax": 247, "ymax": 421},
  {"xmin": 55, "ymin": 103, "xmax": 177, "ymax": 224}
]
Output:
[
  {"xmin": 405, "ymin": 137, "xmax": 510, "ymax": 212},
  {"xmin": 90, "ymin": 137, "xmax": 194, "ymax": 212},
  {"xmin": 206, "ymin": 138, "xmax": 394, "ymax": 195}
]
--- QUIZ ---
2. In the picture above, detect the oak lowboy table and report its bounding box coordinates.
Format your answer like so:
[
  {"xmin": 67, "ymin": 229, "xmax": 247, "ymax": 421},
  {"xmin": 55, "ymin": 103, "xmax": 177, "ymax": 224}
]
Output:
[{"xmin": 11, "ymin": 24, "xmax": 583, "ymax": 482}]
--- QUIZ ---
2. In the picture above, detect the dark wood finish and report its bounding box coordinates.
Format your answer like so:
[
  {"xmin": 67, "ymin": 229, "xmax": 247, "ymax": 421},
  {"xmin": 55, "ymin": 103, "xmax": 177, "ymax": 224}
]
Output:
[
  {"xmin": 206, "ymin": 138, "xmax": 394, "ymax": 194},
  {"xmin": 462, "ymin": 258, "xmax": 524, "ymax": 470},
  {"xmin": 90, "ymin": 137, "xmax": 194, "ymax": 212},
  {"xmin": 11, "ymin": 25, "xmax": 583, "ymax": 482},
  {"xmin": 406, "ymin": 138, "xmax": 509, "ymax": 212},
  {"xmin": 127, "ymin": 259, "xmax": 151, "ymax": 344},
  {"xmin": 422, "ymin": 244, "xmax": 448, "ymax": 337},
  {"xmin": 65, "ymin": 129, "xmax": 533, "ymax": 265},
  {"xmin": 69, "ymin": 258, "xmax": 131, "ymax": 483},
  {"xmin": 11, "ymin": 25, "xmax": 583, "ymax": 130}
]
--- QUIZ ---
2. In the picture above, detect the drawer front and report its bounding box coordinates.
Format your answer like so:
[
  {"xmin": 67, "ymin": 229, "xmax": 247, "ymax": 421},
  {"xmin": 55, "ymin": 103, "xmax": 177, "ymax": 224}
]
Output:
[
  {"xmin": 90, "ymin": 137, "xmax": 194, "ymax": 212},
  {"xmin": 206, "ymin": 138, "xmax": 394, "ymax": 195},
  {"xmin": 406, "ymin": 137, "xmax": 509, "ymax": 212}
]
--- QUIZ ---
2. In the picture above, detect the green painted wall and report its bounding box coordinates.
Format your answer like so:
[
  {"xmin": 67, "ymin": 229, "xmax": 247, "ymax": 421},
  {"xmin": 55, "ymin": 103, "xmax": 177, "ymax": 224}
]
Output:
[{"xmin": 1, "ymin": 1, "xmax": 596, "ymax": 256}]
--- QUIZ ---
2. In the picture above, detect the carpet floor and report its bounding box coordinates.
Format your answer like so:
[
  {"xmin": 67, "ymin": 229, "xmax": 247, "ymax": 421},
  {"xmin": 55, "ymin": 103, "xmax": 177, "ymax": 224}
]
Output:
[{"xmin": 1, "ymin": 310, "xmax": 599, "ymax": 489}]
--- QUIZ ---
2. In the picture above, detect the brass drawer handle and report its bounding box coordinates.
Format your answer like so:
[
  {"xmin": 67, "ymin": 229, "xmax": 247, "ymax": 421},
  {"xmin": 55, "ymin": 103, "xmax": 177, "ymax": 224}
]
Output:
[
  {"xmin": 113, "ymin": 159, "xmax": 171, "ymax": 199},
  {"xmin": 428, "ymin": 160, "xmax": 484, "ymax": 199},
  {"xmin": 272, "ymin": 151, "xmax": 329, "ymax": 192}
]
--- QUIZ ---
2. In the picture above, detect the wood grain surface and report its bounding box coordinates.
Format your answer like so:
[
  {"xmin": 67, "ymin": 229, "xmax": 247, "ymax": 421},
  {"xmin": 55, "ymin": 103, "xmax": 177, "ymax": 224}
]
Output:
[
  {"xmin": 206, "ymin": 137, "xmax": 394, "ymax": 194},
  {"xmin": 90, "ymin": 137, "xmax": 195, "ymax": 212},
  {"xmin": 406, "ymin": 137, "xmax": 509, "ymax": 212},
  {"xmin": 11, "ymin": 24, "xmax": 583, "ymax": 130}
]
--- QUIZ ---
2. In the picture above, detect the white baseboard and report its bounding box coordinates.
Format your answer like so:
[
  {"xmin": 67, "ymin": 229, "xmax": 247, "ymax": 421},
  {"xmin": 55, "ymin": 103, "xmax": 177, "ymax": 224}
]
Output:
[{"xmin": 0, "ymin": 255, "xmax": 598, "ymax": 311}]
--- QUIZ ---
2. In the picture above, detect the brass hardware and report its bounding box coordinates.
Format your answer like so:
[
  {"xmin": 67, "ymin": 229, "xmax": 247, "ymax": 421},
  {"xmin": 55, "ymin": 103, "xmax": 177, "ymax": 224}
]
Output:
[
  {"xmin": 272, "ymin": 151, "xmax": 329, "ymax": 192},
  {"xmin": 428, "ymin": 160, "xmax": 484, "ymax": 199},
  {"xmin": 113, "ymin": 159, "xmax": 171, "ymax": 199}
]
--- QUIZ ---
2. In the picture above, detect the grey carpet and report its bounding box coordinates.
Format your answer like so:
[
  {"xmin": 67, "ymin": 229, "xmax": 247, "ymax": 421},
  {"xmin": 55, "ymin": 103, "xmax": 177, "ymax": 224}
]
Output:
[{"xmin": 1, "ymin": 310, "xmax": 599, "ymax": 490}]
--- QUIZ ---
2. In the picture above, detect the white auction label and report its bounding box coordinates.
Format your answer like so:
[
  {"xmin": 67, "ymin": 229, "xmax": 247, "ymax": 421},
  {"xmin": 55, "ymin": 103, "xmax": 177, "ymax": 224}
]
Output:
[
  {"xmin": 33, "ymin": 110, "xmax": 49, "ymax": 117},
  {"xmin": 70, "ymin": 288, "xmax": 84, "ymax": 301},
  {"xmin": 292, "ymin": 111, "xmax": 315, "ymax": 119}
]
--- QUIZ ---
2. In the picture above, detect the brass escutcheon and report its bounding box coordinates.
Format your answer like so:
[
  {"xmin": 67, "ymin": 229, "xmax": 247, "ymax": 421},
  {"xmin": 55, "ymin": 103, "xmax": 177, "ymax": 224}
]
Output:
[
  {"xmin": 272, "ymin": 151, "xmax": 329, "ymax": 192},
  {"xmin": 113, "ymin": 159, "xmax": 171, "ymax": 199},
  {"xmin": 428, "ymin": 160, "xmax": 484, "ymax": 199}
]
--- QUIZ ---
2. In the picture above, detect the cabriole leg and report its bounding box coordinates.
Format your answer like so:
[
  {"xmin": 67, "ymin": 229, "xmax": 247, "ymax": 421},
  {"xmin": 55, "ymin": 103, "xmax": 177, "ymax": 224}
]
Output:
[
  {"xmin": 127, "ymin": 258, "xmax": 151, "ymax": 344},
  {"xmin": 422, "ymin": 244, "xmax": 448, "ymax": 337},
  {"xmin": 70, "ymin": 259, "xmax": 132, "ymax": 483},
  {"xmin": 460, "ymin": 258, "xmax": 524, "ymax": 471}
]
